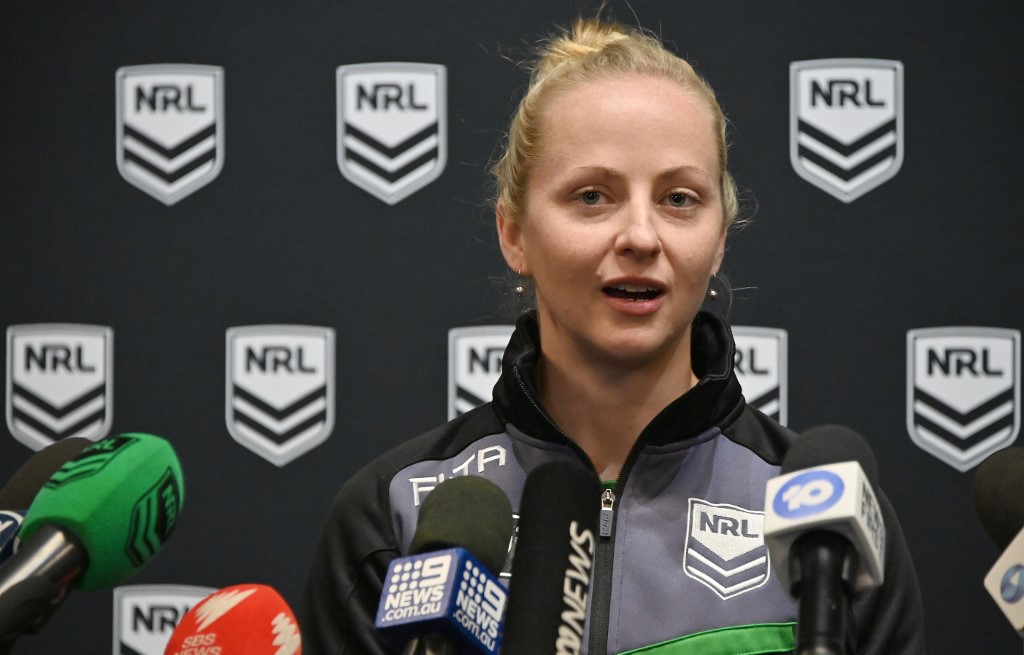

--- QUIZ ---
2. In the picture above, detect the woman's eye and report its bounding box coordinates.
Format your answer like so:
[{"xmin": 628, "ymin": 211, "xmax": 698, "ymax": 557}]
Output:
[
  {"xmin": 578, "ymin": 189, "xmax": 602, "ymax": 205},
  {"xmin": 666, "ymin": 192, "xmax": 695, "ymax": 208}
]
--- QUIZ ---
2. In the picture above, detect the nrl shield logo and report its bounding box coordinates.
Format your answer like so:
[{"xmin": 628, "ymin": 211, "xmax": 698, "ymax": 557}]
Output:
[
  {"xmin": 337, "ymin": 62, "xmax": 447, "ymax": 205},
  {"xmin": 113, "ymin": 584, "xmax": 215, "ymax": 655},
  {"xmin": 116, "ymin": 64, "xmax": 225, "ymax": 205},
  {"xmin": 733, "ymin": 327, "xmax": 788, "ymax": 425},
  {"xmin": 447, "ymin": 325, "xmax": 514, "ymax": 419},
  {"xmin": 790, "ymin": 59, "xmax": 903, "ymax": 203},
  {"xmin": 684, "ymin": 499, "xmax": 770, "ymax": 600},
  {"xmin": 907, "ymin": 327, "xmax": 1020, "ymax": 471},
  {"xmin": 226, "ymin": 325, "xmax": 335, "ymax": 466},
  {"xmin": 6, "ymin": 324, "xmax": 113, "ymax": 451}
]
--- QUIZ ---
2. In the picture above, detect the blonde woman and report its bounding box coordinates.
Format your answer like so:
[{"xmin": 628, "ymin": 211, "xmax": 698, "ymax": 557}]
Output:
[{"xmin": 304, "ymin": 17, "xmax": 925, "ymax": 655}]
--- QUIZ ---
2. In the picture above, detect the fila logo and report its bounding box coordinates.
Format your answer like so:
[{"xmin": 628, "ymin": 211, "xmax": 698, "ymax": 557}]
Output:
[
  {"xmin": 6, "ymin": 324, "xmax": 113, "ymax": 450},
  {"xmin": 733, "ymin": 327, "xmax": 788, "ymax": 425},
  {"xmin": 790, "ymin": 59, "xmax": 904, "ymax": 202},
  {"xmin": 447, "ymin": 326, "xmax": 515, "ymax": 419},
  {"xmin": 683, "ymin": 499, "xmax": 770, "ymax": 600},
  {"xmin": 407, "ymin": 444, "xmax": 508, "ymax": 507},
  {"xmin": 116, "ymin": 64, "xmax": 225, "ymax": 205},
  {"xmin": 113, "ymin": 584, "xmax": 215, "ymax": 655},
  {"xmin": 907, "ymin": 327, "xmax": 1020, "ymax": 471},
  {"xmin": 225, "ymin": 326, "xmax": 335, "ymax": 466},
  {"xmin": 337, "ymin": 62, "xmax": 447, "ymax": 205}
]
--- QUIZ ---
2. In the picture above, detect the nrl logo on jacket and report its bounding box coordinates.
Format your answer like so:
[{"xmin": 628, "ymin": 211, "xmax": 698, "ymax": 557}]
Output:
[
  {"xmin": 337, "ymin": 62, "xmax": 447, "ymax": 205},
  {"xmin": 116, "ymin": 64, "xmax": 225, "ymax": 205},
  {"xmin": 684, "ymin": 499, "xmax": 770, "ymax": 600},
  {"xmin": 225, "ymin": 325, "xmax": 335, "ymax": 466},
  {"xmin": 790, "ymin": 58, "xmax": 903, "ymax": 203},
  {"xmin": 907, "ymin": 327, "xmax": 1020, "ymax": 471},
  {"xmin": 6, "ymin": 324, "xmax": 113, "ymax": 451}
]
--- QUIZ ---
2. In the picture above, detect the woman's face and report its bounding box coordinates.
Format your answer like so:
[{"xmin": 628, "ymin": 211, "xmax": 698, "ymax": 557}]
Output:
[{"xmin": 498, "ymin": 74, "xmax": 727, "ymax": 370}]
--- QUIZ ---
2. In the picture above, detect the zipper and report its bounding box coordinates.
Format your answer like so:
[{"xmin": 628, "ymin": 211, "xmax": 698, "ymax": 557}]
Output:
[
  {"xmin": 512, "ymin": 364, "xmax": 712, "ymax": 655},
  {"xmin": 589, "ymin": 488, "xmax": 616, "ymax": 655}
]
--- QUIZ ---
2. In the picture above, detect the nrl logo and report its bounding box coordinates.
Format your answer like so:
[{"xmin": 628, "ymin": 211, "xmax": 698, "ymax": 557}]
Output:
[
  {"xmin": 683, "ymin": 499, "xmax": 770, "ymax": 600},
  {"xmin": 733, "ymin": 327, "xmax": 788, "ymax": 426},
  {"xmin": 447, "ymin": 326, "xmax": 514, "ymax": 419},
  {"xmin": 907, "ymin": 327, "xmax": 1020, "ymax": 471},
  {"xmin": 790, "ymin": 59, "xmax": 903, "ymax": 203},
  {"xmin": 337, "ymin": 62, "xmax": 447, "ymax": 205},
  {"xmin": 116, "ymin": 64, "xmax": 225, "ymax": 205},
  {"xmin": 225, "ymin": 325, "xmax": 335, "ymax": 466},
  {"xmin": 6, "ymin": 324, "xmax": 113, "ymax": 451},
  {"xmin": 113, "ymin": 584, "xmax": 215, "ymax": 655}
]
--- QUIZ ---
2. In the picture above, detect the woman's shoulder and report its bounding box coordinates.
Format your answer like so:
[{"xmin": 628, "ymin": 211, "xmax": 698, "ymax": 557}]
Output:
[{"xmin": 720, "ymin": 403, "xmax": 798, "ymax": 467}]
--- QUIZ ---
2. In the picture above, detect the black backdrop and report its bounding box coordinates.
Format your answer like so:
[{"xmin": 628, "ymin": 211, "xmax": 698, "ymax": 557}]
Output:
[{"xmin": 1, "ymin": 1, "xmax": 1021, "ymax": 653}]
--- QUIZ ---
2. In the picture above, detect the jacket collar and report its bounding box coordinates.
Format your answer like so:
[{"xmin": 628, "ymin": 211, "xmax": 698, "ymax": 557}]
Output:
[{"xmin": 491, "ymin": 310, "xmax": 745, "ymax": 448}]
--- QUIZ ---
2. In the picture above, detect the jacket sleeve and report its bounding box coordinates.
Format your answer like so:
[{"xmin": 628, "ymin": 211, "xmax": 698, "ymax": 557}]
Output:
[
  {"xmin": 853, "ymin": 490, "xmax": 927, "ymax": 654},
  {"xmin": 302, "ymin": 468, "xmax": 401, "ymax": 655}
]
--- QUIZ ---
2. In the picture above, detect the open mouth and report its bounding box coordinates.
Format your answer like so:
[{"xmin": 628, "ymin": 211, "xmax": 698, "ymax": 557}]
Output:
[{"xmin": 603, "ymin": 284, "xmax": 663, "ymax": 301}]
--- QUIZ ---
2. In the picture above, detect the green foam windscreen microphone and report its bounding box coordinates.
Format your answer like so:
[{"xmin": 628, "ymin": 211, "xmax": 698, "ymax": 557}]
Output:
[{"xmin": 18, "ymin": 432, "xmax": 185, "ymax": 590}]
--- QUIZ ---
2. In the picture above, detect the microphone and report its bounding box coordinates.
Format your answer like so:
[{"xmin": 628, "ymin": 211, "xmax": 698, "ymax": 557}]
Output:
[
  {"xmin": 763, "ymin": 425, "xmax": 886, "ymax": 655},
  {"xmin": 374, "ymin": 475, "xmax": 514, "ymax": 655},
  {"xmin": 974, "ymin": 447, "xmax": 1024, "ymax": 635},
  {"xmin": 500, "ymin": 462, "xmax": 601, "ymax": 655},
  {"xmin": 0, "ymin": 438, "xmax": 92, "ymax": 566},
  {"xmin": 0, "ymin": 433, "xmax": 184, "ymax": 646},
  {"xmin": 163, "ymin": 583, "xmax": 302, "ymax": 655}
]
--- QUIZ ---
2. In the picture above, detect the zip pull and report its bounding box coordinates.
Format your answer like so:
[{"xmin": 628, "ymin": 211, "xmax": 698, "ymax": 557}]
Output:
[{"xmin": 600, "ymin": 488, "xmax": 615, "ymax": 538}]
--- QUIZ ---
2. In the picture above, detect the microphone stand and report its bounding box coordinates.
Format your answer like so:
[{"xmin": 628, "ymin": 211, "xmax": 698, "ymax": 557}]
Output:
[{"xmin": 790, "ymin": 532, "xmax": 859, "ymax": 655}]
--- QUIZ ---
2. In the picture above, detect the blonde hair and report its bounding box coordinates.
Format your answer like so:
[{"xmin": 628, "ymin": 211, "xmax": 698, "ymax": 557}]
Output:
[{"xmin": 493, "ymin": 18, "xmax": 739, "ymax": 229}]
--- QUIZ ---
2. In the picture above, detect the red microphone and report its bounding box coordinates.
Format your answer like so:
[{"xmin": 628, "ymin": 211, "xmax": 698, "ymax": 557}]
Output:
[{"xmin": 163, "ymin": 583, "xmax": 301, "ymax": 655}]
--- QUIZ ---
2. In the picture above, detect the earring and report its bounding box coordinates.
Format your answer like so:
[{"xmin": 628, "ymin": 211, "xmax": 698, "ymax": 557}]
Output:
[
  {"xmin": 515, "ymin": 267, "xmax": 526, "ymax": 298},
  {"xmin": 706, "ymin": 276, "xmax": 718, "ymax": 302}
]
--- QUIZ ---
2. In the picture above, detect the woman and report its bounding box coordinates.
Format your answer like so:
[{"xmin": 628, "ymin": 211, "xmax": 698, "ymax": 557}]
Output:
[{"xmin": 303, "ymin": 17, "xmax": 925, "ymax": 654}]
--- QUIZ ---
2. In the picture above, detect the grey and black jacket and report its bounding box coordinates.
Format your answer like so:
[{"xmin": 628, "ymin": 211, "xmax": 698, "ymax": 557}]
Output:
[{"xmin": 302, "ymin": 310, "xmax": 925, "ymax": 654}]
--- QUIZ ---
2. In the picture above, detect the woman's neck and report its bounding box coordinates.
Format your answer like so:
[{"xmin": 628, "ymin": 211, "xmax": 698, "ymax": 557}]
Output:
[{"xmin": 536, "ymin": 340, "xmax": 698, "ymax": 480}]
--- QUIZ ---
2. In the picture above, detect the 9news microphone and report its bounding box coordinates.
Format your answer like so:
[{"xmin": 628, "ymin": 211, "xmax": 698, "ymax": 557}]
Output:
[
  {"xmin": 500, "ymin": 462, "xmax": 601, "ymax": 655},
  {"xmin": 0, "ymin": 438, "xmax": 92, "ymax": 566},
  {"xmin": 374, "ymin": 475, "xmax": 514, "ymax": 655},
  {"xmin": 763, "ymin": 425, "xmax": 886, "ymax": 655},
  {"xmin": 973, "ymin": 447, "xmax": 1024, "ymax": 636},
  {"xmin": 163, "ymin": 583, "xmax": 301, "ymax": 655},
  {"xmin": 0, "ymin": 433, "xmax": 184, "ymax": 648}
]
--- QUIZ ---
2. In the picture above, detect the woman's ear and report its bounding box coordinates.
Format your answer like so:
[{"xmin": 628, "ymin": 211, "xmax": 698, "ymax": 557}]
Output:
[
  {"xmin": 496, "ymin": 200, "xmax": 527, "ymax": 274},
  {"xmin": 711, "ymin": 226, "xmax": 727, "ymax": 276}
]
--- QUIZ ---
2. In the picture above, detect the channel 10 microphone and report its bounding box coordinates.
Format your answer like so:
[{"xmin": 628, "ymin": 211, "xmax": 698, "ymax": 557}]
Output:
[
  {"xmin": 501, "ymin": 462, "xmax": 601, "ymax": 655},
  {"xmin": 763, "ymin": 425, "xmax": 886, "ymax": 655},
  {"xmin": 0, "ymin": 433, "xmax": 184, "ymax": 644},
  {"xmin": 375, "ymin": 475, "xmax": 514, "ymax": 655},
  {"xmin": 163, "ymin": 583, "xmax": 301, "ymax": 655},
  {"xmin": 974, "ymin": 447, "xmax": 1024, "ymax": 636},
  {"xmin": 0, "ymin": 438, "xmax": 92, "ymax": 566}
]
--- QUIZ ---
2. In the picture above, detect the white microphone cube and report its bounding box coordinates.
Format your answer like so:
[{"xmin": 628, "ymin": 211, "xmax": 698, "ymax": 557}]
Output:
[
  {"xmin": 984, "ymin": 528, "xmax": 1024, "ymax": 635},
  {"xmin": 764, "ymin": 461, "xmax": 885, "ymax": 592}
]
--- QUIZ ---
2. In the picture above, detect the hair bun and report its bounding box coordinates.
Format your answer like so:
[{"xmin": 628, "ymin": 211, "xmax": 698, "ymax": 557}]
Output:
[{"xmin": 538, "ymin": 18, "xmax": 630, "ymax": 77}]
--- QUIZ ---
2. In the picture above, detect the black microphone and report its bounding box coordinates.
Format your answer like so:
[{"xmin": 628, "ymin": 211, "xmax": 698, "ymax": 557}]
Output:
[
  {"xmin": 500, "ymin": 462, "xmax": 602, "ymax": 655},
  {"xmin": 973, "ymin": 447, "xmax": 1024, "ymax": 635},
  {"xmin": 0, "ymin": 438, "xmax": 92, "ymax": 567},
  {"xmin": 763, "ymin": 425, "xmax": 886, "ymax": 655},
  {"xmin": 374, "ymin": 475, "xmax": 514, "ymax": 655},
  {"xmin": 0, "ymin": 438, "xmax": 93, "ymax": 507}
]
